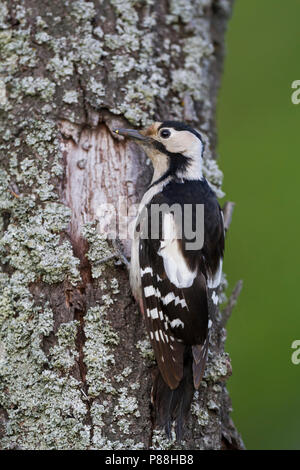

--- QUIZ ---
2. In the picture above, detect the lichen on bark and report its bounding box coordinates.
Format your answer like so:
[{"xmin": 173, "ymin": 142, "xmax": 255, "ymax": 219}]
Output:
[{"xmin": 0, "ymin": 0, "xmax": 243, "ymax": 450}]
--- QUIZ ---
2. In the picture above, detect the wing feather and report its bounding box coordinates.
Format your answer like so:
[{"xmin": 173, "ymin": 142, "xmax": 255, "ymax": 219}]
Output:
[
  {"xmin": 137, "ymin": 179, "xmax": 224, "ymax": 390},
  {"xmin": 139, "ymin": 211, "xmax": 208, "ymax": 390},
  {"xmin": 139, "ymin": 259, "xmax": 184, "ymax": 389}
]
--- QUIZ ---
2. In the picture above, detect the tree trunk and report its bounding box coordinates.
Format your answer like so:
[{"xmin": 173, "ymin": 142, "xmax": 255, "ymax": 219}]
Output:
[{"xmin": 0, "ymin": 0, "xmax": 244, "ymax": 450}]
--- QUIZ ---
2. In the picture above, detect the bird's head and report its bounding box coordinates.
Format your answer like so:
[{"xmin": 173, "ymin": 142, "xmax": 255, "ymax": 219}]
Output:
[{"xmin": 114, "ymin": 121, "xmax": 205, "ymax": 184}]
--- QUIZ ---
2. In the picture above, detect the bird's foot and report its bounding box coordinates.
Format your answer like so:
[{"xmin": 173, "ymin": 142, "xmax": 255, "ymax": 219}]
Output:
[
  {"xmin": 93, "ymin": 237, "xmax": 130, "ymax": 269},
  {"xmin": 111, "ymin": 237, "xmax": 130, "ymax": 268}
]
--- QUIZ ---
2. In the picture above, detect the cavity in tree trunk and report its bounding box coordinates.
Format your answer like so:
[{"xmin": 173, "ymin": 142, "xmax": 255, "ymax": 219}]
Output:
[{"xmin": 0, "ymin": 0, "xmax": 244, "ymax": 450}]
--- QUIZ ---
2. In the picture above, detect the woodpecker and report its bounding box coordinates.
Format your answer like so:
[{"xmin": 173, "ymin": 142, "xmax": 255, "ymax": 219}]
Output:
[{"xmin": 114, "ymin": 121, "xmax": 224, "ymax": 439}]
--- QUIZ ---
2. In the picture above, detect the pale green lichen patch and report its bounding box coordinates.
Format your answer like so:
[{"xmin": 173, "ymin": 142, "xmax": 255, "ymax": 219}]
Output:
[
  {"xmin": 136, "ymin": 338, "xmax": 155, "ymax": 363},
  {"xmin": 9, "ymin": 77, "xmax": 56, "ymax": 103},
  {"xmin": 74, "ymin": 34, "xmax": 107, "ymax": 68},
  {"xmin": 191, "ymin": 392, "xmax": 210, "ymax": 426},
  {"xmin": 49, "ymin": 321, "xmax": 79, "ymax": 371},
  {"xmin": 63, "ymin": 90, "xmax": 79, "ymax": 104},
  {"xmin": 70, "ymin": 0, "xmax": 96, "ymax": 23},
  {"xmin": 0, "ymin": 370, "xmax": 90, "ymax": 449},
  {"xmin": 205, "ymin": 353, "xmax": 230, "ymax": 382},
  {"xmin": 0, "ymin": 78, "xmax": 7, "ymax": 106},
  {"xmin": 115, "ymin": 73, "xmax": 168, "ymax": 125},
  {"xmin": 167, "ymin": 0, "xmax": 195, "ymax": 24},
  {"xmin": 0, "ymin": 280, "xmax": 89, "ymax": 449},
  {"xmin": 34, "ymin": 31, "xmax": 51, "ymax": 44},
  {"xmin": 91, "ymin": 434, "xmax": 145, "ymax": 450},
  {"xmin": 207, "ymin": 399, "xmax": 219, "ymax": 412},
  {"xmin": 91, "ymin": 394, "xmax": 145, "ymax": 450},
  {"xmin": 90, "ymin": 401, "xmax": 107, "ymax": 424},
  {"xmin": 87, "ymin": 77, "xmax": 105, "ymax": 107},
  {"xmin": 99, "ymin": 0, "xmax": 170, "ymax": 124},
  {"xmin": 203, "ymin": 157, "xmax": 225, "ymax": 198},
  {"xmin": 84, "ymin": 305, "xmax": 119, "ymax": 396},
  {"xmin": 1, "ymin": 0, "xmax": 218, "ymax": 130},
  {"xmin": 115, "ymin": 367, "xmax": 132, "ymax": 383},
  {"xmin": 0, "ymin": 119, "xmax": 80, "ymax": 286},
  {"xmin": 104, "ymin": 0, "xmax": 140, "ymax": 52},
  {"xmin": 1, "ymin": 0, "xmax": 217, "ymax": 129},
  {"xmin": 0, "ymin": 206, "xmax": 80, "ymax": 285},
  {"xmin": 0, "ymin": 99, "xmax": 85, "ymax": 447},
  {"xmin": 113, "ymin": 387, "xmax": 141, "ymax": 434},
  {"xmin": 46, "ymin": 55, "xmax": 74, "ymax": 81},
  {"xmin": 0, "ymin": 27, "xmax": 37, "ymax": 75},
  {"xmin": 167, "ymin": 0, "xmax": 211, "ymax": 23},
  {"xmin": 82, "ymin": 275, "xmax": 145, "ymax": 448},
  {"xmin": 110, "ymin": 278, "xmax": 120, "ymax": 295},
  {"xmin": 82, "ymin": 223, "xmax": 115, "ymax": 279},
  {"xmin": 171, "ymin": 34, "xmax": 213, "ymax": 102},
  {"xmin": 150, "ymin": 429, "xmax": 179, "ymax": 450},
  {"xmin": 0, "ymin": 2, "xmax": 9, "ymax": 30}
]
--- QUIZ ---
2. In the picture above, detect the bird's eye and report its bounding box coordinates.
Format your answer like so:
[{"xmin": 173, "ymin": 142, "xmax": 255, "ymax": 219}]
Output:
[{"xmin": 160, "ymin": 129, "xmax": 171, "ymax": 139}]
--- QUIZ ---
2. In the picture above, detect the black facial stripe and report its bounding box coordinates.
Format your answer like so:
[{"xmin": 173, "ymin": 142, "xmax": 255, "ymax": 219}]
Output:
[
  {"xmin": 153, "ymin": 140, "xmax": 190, "ymax": 166},
  {"xmin": 148, "ymin": 140, "xmax": 191, "ymax": 189}
]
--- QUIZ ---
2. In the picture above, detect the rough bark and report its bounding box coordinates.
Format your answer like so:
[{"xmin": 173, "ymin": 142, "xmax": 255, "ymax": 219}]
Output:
[{"xmin": 0, "ymin": 0, "xmax": 244, "ymax": 449}]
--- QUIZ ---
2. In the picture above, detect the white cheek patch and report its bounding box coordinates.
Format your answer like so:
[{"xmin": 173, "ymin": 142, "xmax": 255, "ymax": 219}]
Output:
[
  {"xmin": 158, "ymin": 213, "xmax": 197, "ymax": 289},
  {"xmin": 165, "ymin": 131, "xmax": 203, "ymax": 180},
  {"xmin": 207, "ymin": 258, "xmax": 223, "ymax": 289},
  {"xmin": 165, "ymin": 131, "xmax": 202, "ymax": 157}
]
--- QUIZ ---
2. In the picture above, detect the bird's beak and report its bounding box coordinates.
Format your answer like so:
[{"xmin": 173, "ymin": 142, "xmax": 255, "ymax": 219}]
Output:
[{"xmin": 113, "ymin": 128, "xmax": 148, "ymax": 142}]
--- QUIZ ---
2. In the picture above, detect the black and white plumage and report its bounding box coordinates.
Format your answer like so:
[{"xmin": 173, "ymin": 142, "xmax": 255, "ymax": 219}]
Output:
[{"xmin": 114, "ymin": 121, "xmax": 224, "ymax": 439}]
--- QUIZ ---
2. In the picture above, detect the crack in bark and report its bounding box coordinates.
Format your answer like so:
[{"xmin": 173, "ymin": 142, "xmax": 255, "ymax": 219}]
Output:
[
  {"xmin": 66, "ymin": 259, "xmax": 95, "ymax": 445},
  {"xmin": 74, "ymin": 63, "xmax": 89, "ymax": 125},
  {"xmin": 74, "ymin": 297, "xmax": 95, "ymax": 446}
]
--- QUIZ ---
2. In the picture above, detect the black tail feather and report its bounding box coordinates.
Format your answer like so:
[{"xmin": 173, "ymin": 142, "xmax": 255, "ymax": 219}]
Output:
[{"xmin": 152, "ymin": 347, "xmax": 195, "ymax": 440}]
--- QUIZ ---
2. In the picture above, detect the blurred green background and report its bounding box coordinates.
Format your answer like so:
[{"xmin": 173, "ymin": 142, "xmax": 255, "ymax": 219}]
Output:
[{"xmin": 217, "ymin": 0, "xmax": 300, "ymax": 450}]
